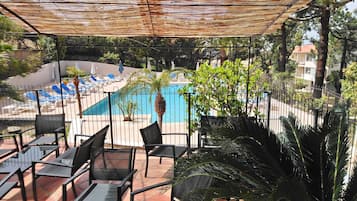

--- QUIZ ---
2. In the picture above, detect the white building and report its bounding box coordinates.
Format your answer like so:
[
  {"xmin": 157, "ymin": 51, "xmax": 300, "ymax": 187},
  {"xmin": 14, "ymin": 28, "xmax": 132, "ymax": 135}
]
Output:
[{"xmin": 291, "ymin": 44, "xmax": 317, "ymax": 87}]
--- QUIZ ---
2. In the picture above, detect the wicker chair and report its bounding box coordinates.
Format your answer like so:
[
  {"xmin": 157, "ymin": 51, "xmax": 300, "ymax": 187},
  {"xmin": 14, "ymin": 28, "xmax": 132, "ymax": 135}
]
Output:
[
  {"xmin": 32, "ymin": 125, "xmax": 109, "ymax": 201},
  {"xmin": 0, "ymin": 168, "xmax": 26, "ymax": 201},
  {"xmin": 21, "ymin": 114, "xmax": 69, "ymax": 153},
  {"xmin": 62, "ymin": 148, "xmax": 137, "ymax": 201},
  {"xmin": 140, "ymin": 121, "xmax": 189, "ymax": 177}
]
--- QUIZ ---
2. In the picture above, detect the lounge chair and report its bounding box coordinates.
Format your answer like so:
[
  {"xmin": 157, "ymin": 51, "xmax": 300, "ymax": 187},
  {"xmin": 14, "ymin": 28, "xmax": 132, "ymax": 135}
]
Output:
[
  {"xmin": 32, "ymin": 125, "xmax": 109, "ymax": 201},
  {"xmin": 60, "ymin": 83, "xmax": 76, "ymax": 96},
  {"xmin": 90, "ymin": 75, "xmax": 107, "ymax": 86},
  {"xmin": 106, "ymin": 73, "xmax": 122, "ymax": 82},
  {"xmin": 51, "ymin": 85, "xmax": 72, "ymax": 99},
  {"xmin": 38, "ymin": 89, "xmax": 62, "ymax": 103},
  {"xmin": 24, "ymin": 91, "xmax": 53, "ymax": 104}
]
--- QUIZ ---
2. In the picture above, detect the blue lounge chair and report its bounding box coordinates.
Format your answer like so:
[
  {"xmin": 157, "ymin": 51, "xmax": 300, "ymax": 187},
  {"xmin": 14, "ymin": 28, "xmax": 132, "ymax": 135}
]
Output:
[
  {"xmin": 51, "ymin": 85, "xmax": 72, "ymax": 98},
  {"xmin": 60, "ymin": 83, "xmax": 76, "ymax": 96},
  {"xmin": 106, "ymin": 73, "xmax": 122, "ymax": 82},
  {"xmin": 90, "ymin": 75, "xmax": 106, "ymax": 85},
  {"xmin": 38, "ymin": 89, "xmax": 62, "ymax": 102},
  {"xmin": 68, "ymin": 83, "xmax": 87, "ymax": 93},
  {"xmin": 24, "ymin": 91, "xmax": 52, "ymax": 104},
  {"xmin": 79, "ymin": 77, "xmax": 95, "ymax": 89}
]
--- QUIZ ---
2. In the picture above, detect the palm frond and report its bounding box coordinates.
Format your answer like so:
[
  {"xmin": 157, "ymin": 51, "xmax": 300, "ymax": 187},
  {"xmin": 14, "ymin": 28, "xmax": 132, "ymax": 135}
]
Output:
[
  {"xmin": 324, "ymin": 110, "xmax": 349, "ymax": 201},
  {"xmin": 279, "ymin": 114, "xmax": 309, "ymax": 179},
  {"xmin": 343, "ymin": 164, "xmax": 357, "ymax": 201}
]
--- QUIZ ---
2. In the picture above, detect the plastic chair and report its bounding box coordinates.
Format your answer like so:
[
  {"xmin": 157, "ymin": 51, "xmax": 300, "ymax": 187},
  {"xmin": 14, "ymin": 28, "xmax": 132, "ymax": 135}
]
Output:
[
  {"xmin": 62, "ymin": 147, "xmax": 137, "ymax": 201},
  {"xmin": 140, "ymin": 121, "xmax": 189, "ymax": 177},
  {"xmin": 32, "ymin": 125, "xmax": 109, "ymax": 201}
]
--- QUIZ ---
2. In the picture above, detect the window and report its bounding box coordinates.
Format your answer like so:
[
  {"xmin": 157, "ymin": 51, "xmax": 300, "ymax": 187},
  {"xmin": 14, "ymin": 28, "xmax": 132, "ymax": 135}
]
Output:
[{"xmin": 305, "ymin": 67, "xmax": 311, "ymax": 74}]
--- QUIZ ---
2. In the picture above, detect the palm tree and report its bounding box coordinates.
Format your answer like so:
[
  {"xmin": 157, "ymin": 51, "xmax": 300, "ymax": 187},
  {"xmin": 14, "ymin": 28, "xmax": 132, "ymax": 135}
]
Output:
[
  {"xmin": 66, "ymin": 66, "xmax": 86, "ymax": 118},
  {"xmin": 125, "ymin": 68, "xmax": 172, "ymax": 129},
  {"xmin": 175, "ymin": 106, "xmax": 357, "ymax": 201}
]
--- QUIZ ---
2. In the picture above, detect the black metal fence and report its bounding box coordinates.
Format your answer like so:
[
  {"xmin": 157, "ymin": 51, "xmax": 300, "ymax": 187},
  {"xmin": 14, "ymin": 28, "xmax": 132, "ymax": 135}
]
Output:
[{"xmin": 0, "ymin": 79, "xmax": 353, "ymax": 150}]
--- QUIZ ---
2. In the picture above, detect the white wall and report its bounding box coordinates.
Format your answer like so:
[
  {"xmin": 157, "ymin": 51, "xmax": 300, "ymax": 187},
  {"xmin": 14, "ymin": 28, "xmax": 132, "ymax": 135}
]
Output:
[{"xmin": 5, "ymin": 61, "xmax": 122, "ymax": 89}]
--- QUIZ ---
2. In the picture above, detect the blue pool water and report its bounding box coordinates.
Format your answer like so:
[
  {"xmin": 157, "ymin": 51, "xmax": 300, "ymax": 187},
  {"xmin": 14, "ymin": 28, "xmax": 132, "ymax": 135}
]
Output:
[{"xmin": 83, "ymin": 84, "xmax": 188, "ymax": 123}]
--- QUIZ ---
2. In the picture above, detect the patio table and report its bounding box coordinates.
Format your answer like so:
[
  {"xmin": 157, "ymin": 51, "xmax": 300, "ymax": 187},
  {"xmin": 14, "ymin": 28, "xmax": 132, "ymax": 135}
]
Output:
[{"xmin": 0, "ymin": 145, "xmax": 58, "ymax": 174}]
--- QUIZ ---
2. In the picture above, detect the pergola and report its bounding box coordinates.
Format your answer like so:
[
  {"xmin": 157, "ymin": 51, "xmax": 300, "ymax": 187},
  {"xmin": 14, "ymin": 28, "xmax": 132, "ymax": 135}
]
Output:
[
  {"xmin": 0, "ymin": 0, "xmax": 310, "ymax": 38},
  {"xmin": 0, "ymin": 0, "xmax": 311, "ymax": 148}
]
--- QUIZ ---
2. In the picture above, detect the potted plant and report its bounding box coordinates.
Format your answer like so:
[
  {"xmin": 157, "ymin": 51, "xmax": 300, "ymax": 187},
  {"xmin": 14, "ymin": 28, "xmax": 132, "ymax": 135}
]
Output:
[{"xmin": 117, "ymin": 100, "xmax": 137, "ymax": 121}]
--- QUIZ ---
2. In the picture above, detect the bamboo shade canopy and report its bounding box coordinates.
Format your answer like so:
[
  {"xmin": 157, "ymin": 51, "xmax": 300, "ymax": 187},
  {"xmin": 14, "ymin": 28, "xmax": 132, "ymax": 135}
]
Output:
[{"xmin": 0, "ymin": 0, "xmax": 310, "ymax": 38}]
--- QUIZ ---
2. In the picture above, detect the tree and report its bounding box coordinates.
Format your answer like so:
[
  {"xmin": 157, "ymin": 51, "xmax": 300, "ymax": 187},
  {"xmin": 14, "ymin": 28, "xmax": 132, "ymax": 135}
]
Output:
[
  {"xmin": 66, "ymin": 66, "xmax": 86, "ymax": 118},
  {"xmin": 175, "ymin": 106, "xmax": 357, "ymax": 201},
  {"xmin": 124, "ymin": 68, "xmax": 177, "ymax": 129},
  {"xmin": 180, "ymin": 59, "xmax": 265, "ymax": 129},
  {"xmin": 341, "ymin": 62, "xmax": 357, "ymax": 115},
  {"xmin": 330, "ymin": 8, "xmax": 357, "ymax": 94},
  {"xmin": 0, "ymin": 15, "xmax": 41, "ymax": 100},
  {"xmin": 310, "ymin": 0, "xmax": 352, "ymax": 98}
]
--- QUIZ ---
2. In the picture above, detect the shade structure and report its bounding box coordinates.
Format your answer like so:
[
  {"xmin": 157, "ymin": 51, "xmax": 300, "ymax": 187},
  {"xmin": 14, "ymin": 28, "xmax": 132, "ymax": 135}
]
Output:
[{"xmin": 0, "ymin": 0, "xmax": 310, "ymax": 38}]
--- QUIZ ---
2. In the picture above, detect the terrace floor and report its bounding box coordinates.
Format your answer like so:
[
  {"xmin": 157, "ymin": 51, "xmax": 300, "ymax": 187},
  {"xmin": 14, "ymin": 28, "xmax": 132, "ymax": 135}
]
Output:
[{"xmin": 2, "ymin": 146, "xmax": 173, "ymax": 201}]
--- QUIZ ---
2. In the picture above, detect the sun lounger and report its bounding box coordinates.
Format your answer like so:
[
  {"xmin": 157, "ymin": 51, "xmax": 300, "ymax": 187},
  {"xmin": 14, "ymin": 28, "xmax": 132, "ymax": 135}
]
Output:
[
  {"xmin": 24, "ymin": 91, "xmax": 53, "ymax": 104},
  {"xmin": 60, "ymin": 83, "xmax": 76, "ymax": 96},
  {"xmin": 106, "ymin": 73, "xmax": 122, "ymax": 82},
  {"xmin": 51, "ymin": 85, "xmax": 73, "ymax": 98},
  {"xmin": 90, "ymin": 75, "xmax": 107, "ymax": 86},
  {"xmin": 38, "ymin": 89, "xmax": 62, "ymax": 102}
]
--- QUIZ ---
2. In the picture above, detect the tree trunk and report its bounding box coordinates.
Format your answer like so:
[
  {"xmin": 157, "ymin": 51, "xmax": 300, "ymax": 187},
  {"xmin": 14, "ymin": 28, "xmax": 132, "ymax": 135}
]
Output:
[
  {"xmin": 155, "ymin": 92, "xmax": 166, "ymax": 130},
  {"xmin": 73, "ymin": 76, "xmax": 82, "ymax": 118},
  {"xmin": 313, "ymin": 7, "xmax": 330, "ymax": 98},
  {"xmin": 336, "ymin": 38, "xmax": 348, "ymax": 94},
  {"xmin": 278, "ymin": 22, "xmax": 287, "ymax": 72}
]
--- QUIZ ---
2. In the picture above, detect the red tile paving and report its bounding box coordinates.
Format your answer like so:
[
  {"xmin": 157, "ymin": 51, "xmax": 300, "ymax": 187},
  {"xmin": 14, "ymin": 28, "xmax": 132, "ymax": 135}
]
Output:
[{"xmin": 1, "ymin": 147, "xmax": 174, "ymax": 201}]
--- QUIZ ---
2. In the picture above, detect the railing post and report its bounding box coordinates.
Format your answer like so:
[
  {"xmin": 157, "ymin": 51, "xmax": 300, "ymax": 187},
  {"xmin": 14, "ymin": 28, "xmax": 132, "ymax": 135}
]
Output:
[
  {"xmin": 185, "ymin": 92, "xmax": 192, "ymax": 156},
  {"xmin": 35, "ymin": 90, "xmax": 41, "ymax": 115},
  {"xmin": 264, "ymin": 91, "xmax": 272, "ymax": 133},
  {"xmin": 312, "ymin": 108, "xmax": 319, "ymax": 130},
  {"xmin": 105, "ymin": 91, "xmax": 114, "ymax": 149}
]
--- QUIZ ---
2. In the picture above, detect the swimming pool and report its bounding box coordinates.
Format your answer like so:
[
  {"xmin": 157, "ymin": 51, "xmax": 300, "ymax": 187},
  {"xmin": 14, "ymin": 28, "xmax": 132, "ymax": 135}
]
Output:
[{"xmin": 83, "ymin": 84, "xmax": 188, "ymax": 123}]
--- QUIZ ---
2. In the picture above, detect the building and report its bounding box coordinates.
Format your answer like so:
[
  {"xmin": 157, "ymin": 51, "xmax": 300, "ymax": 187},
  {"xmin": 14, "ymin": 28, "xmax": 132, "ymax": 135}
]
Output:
[{"xmin": 291, "ymin": 44, "xmax": 317, "ymax": 87}]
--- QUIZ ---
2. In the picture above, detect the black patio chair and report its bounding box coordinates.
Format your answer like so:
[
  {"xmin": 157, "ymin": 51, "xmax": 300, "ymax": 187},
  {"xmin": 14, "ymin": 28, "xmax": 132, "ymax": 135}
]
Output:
[
  {"xmin": 32, "ymin": 125, "xmax": 109, "ymax": 201},
  {"xmin": 140, "ymin": 121, "xmax": 189, "ymax": 177},
  {"xmin": 130, "ymin": 175, "xmax": 213, "ymax": 201},
  {"xmin": 0, "ymin": 133, "xmax": 20, "ymax": 159},
  {"xmin": 0, "ymin": 168, "xmax": 26, "ymax": 201},
  {"xmin": 21, "ymin": 114, "xmax": 69, "ymax": 153},
  {"xmin": 62, "ymin": 147, "xmax": 137, "ymax": 201}
]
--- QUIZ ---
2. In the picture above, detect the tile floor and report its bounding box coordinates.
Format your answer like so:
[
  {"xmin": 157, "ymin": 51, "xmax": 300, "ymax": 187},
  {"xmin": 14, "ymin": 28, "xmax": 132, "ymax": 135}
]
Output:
[{"xmin": 2, "ymin": 147, "xmax": 173, "ymax": 201}]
